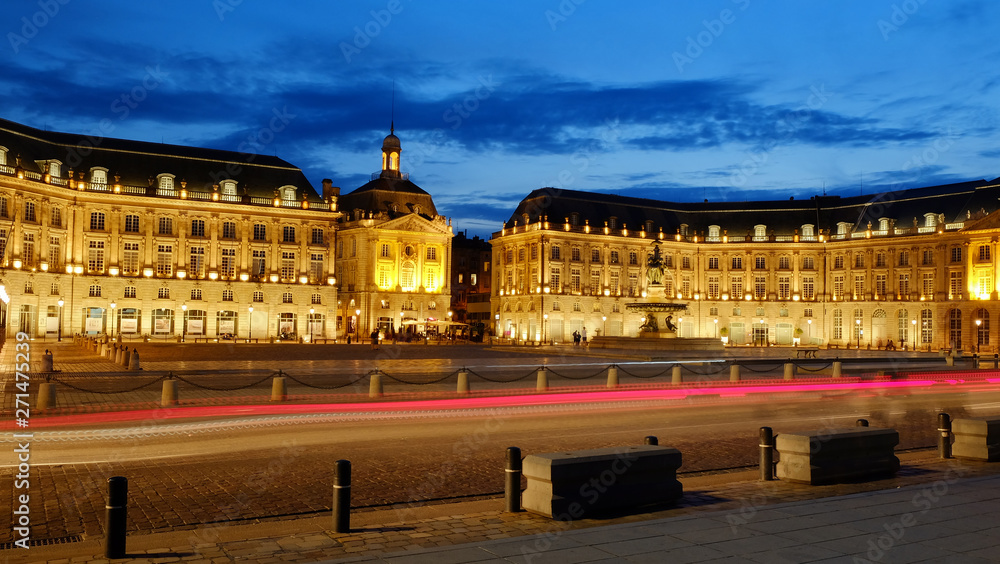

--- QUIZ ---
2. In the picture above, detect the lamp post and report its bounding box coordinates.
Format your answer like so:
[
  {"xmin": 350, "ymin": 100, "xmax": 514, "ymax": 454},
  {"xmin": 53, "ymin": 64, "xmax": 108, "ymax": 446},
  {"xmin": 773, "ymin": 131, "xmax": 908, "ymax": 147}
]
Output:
[
  {"xmin": 181, "ymin": 304, "xmax": 187, "ymax": 342},
  {"xmin": 856, "ymin": 318, "xmax": 861, "ymax": 349},
  {"xmin": 543, "ymin": 313, "xmax": 549, "ymax": 344},
  {"xmin": 976, "ymin": 318, "xmax": 982, "ymax": 354},
  {"xmin": 495, "ymin": 313, "xmax": 500, "ymax": 343},
  {"xmin": 57, "ymin": 299, "xmax": 64, "ymax": 342},
  {"xmin": 309, "ymin": 307, "xmax": 315, "ymax": 343},
  {"xmin": 713, "ymin": 318, "xmax": 718, "ymax": 338},
  {"xmin": 911, "ymin": 319, "xmax": 917, "ymax": 350},
  {"xmin": 248, "ymin": 306, "xmax": 254, "ymax": 341},
  {"xmin": 447, "ymin": 310, "xmax": 453, "ymax": 341},
  {"xmin": 110, "ymin": 301, "xmax": 117, "ymax": 339},
  {"xmin": 602, "ymin": 315, "xmax": 607, "ymax": 337},
  {"xmin": 679, "ymin": 317, "xmax": 684, "ymax": 339},
  {"xmin": 355, "ymin": 308, "xmax": 361, "ymax": 343}
]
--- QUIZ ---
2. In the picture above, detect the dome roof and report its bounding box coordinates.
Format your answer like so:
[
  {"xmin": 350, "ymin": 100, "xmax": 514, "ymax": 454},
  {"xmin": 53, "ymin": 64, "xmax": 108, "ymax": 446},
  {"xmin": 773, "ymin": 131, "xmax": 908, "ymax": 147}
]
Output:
[{"xmin": 382, "ymin": 124, "xmax": 400, "ymax": 151}]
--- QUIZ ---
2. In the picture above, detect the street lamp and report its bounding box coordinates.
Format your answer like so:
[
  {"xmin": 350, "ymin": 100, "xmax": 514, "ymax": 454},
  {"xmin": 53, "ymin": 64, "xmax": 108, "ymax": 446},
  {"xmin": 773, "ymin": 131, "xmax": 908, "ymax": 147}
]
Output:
[
  {"xmin": 543, "ymin": 313, "xmax": 549, "ymax": 344},
  {"xmin": 602, "ymin": 315, "xmax": 607, "ymax": 337},
  {"xmin": 976, "ymin": 318, "xmax": 982, "ymax": 354},
  {"xmin": 181, "ymin": 304, "xmax": 187, "ymax": 342},
  {"xmin": 309, "ymin": 307, "xmax": 315, "ymax": 343},
  {"xmin": 856, "ymin": 318, "xmax": 861, "ymax": 349},
  {"xmin": 447, "ymin": 310, "xmax": 453, "ymax": 341},
  {"xmin": 110, "ymin": 301, "xmax": 117, "ymax": 339},
  {"xmin": 57, "ymin": 299, "xmax": 64, "ymax": 342},
  {"xmin": 495, "ymin": 313, "xmax": 501, "ymax": 343},
  {"xmin": 807, "ymin": 318, "xmax": 812, "ymax": 345},
  {"xmin": 355, "ymin": 308, "xmax": 361, "ymax": 342},
  {"xmin": 713, "ymin": 318, "xmax": 718, "ymax": 338},
  {"xmin": 248, "ymin": 306, "xmax": 254, "ymax": 342},
  {"xmin": 911, "ymin": 319, "xmax": 917, "ymax": 350}
]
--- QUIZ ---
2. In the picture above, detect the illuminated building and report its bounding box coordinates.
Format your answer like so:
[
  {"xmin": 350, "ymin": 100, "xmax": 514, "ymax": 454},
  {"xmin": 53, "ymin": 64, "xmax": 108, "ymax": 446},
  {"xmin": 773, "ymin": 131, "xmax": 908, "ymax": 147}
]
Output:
[
  {"xmin": 0, "ymin": 117, "xmax": 340, "ymax": 341},
  {"xmin": 491, "ymin": 179, "xmax": 1000, "ymax": 350},
  {"xmin": 334, "ymin": 126, "xmax": 454, "ymax": 339},
  {"xmin": 450, "ymin": 232, "xmax": 492, "ymax": 336}
]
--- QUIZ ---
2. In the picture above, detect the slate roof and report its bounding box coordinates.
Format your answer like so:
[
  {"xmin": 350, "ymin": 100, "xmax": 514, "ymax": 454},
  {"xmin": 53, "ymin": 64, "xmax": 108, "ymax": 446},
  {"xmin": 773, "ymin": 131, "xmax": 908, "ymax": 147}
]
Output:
[
  {"xmin": 0, "ymin": 116, "xmax": 320, "ymax": 201},
  {"xmin": 503, "ymin": 179, "xmax": 1000, "ymax": 235},
  {"xmin": 338, "ymin": 175, "xmax": 438, "ymax": 220}
]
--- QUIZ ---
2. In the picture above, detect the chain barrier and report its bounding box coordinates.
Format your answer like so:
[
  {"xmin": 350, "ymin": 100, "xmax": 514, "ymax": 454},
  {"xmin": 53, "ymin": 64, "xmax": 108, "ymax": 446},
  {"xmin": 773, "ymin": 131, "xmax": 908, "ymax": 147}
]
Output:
[
  {"xmin": 50, "ymin": 374, "xmax": 168, "ymax": 394},
  {"xmin": 614, "ymin": 365, "xmax": 673, "ymax": 379},
  {"xmin": 740, "ymin": 364, "xmax": 785, "ymax": 373},
  {"xmin": 465, "ymin": 367, "xmax": 538, "ymax": 383},
  {"xmin": 797, "ymin": 363, "xmax": 834, "ymax": 373},
  {"xmin": 680, "ymin": 363, "xmax": 729, "ymax": 375},
  {"xmin": 281, "ymin": 371, "xmax": 370, "ymax": 390},
  {"xmin": 544, "ymin": 366, "xmax": 609, "ymax": 381},
  {"xmin": 378, "ymin": 368, "xmax": 460, "ymax": 385},
  {"xmin": 171, "ymin": 372, "xmax": 274, "ymax": 391}
]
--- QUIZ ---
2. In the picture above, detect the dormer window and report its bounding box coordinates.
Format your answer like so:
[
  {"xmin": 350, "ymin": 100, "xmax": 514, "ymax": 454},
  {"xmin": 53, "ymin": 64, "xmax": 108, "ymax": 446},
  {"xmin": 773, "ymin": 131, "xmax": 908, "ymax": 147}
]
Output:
[
  {"xmin": 878, "ymin": 218, "xmax": 890, "ymax": 231},
  {"xmin": 754, "ymin": 224, "xmax": 766, "ymax": 239},
  {"xmin": 679, "ymin": 224, "xmax": 689, "ymax": 236},
  {"xmin": 801, "ymin": 224, "xmax": 815, "ymax": 238},
  {"xmin": 279, "ymin": 185, "xmax": 296, "ymax": 201},
  {"xmin": 570, "ymin": 213, "xmax": 580, "ymax": 226},
  {"xmin": 221, "ymin": 180, "xmax": 237, "ymax": 196},
  {"xmin": 0, "ymin": 146, "xmax": 7, "ymax": 166},
  {"xmin": 157, "ymin": 174, "xmax": 175, "ymax": 191},
  {"xmin": 608, "ymin": 216, "xmax": 617, "ymax": 229},
  {"xmin": 837, "ymin": 222, "xmax": 850, "ymax": 235},
  {"xmin": 645, "ymin": 220, "xmax": 654, "ymax": 232},
  {"xmin": 48, "ymin": 161, "xmax": 61, "ymax": 178},
  {"xmin": 90, "ymin": 168, "xmax": 108, "ymax": 188},
  {"xmin": 924, "ymin": 213, "xmax": 937, "ymax": 228},
  {"xmin": 708, "ymin": 225, "xmax": 720, "ymax": 238}
]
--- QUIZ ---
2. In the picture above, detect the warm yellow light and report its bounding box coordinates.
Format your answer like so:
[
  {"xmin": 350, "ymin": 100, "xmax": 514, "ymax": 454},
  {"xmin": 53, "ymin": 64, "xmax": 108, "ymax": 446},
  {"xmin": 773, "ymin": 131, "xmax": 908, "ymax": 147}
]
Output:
[
  {"xmin": 722, "ymin": 294, "xmax": 729, "ymax": 301},
  {"xmin": 66, "ymin": 265, "xmax": 74, "ymax": 274},
  {"xmin": 114, "ymin": 184, "xmax": 121, "ymax": 193},
  {"xmin": 270, "ymin": 274, "xmax": 279, "ymax": 283},
  {"xmin": 301, "ymin": 200, "xmax": 309, "ymax": 209},
  {"xmin": 603, "ymin": 289, "xmax": 610, "ymax": 296},
  {"xmin": 74, "ymin": 265, "xmax": 84, "ymax": 274},
  {"xmin": 792, "ymin": 294, "xmax": 800, "ymax": 301},
  {"xmin": 677, "ymin": 293, "xmax": 683, "ymax": 299},
  {"xmin": 212, "ymin": 192, "xmax": 220, "ymax": 201},
  {"xmin": 108, "ymin": 266, "xmax": 119, "ymax": 276},
  {"xmin": 273, "ymin": 197, "xmax": 281, "ymax": 207},
  {"xmin": 208, "ymin": 271, "xmax": 218, "ymax": 280},
  {"xmin": 40, "ymin": 262, "xmax": 48, "ymax": 272},
  {"xmin": 745, "ymin": 294, "xmax": 751, "ymax": 301},
  {"xmin": 12, "ymin": 260, "xmax": 21, "ymax": 269},
  {"xmin": 240, "ymin": 273, "xmax": 249, "ymax": 282},
  {"xmin": 177, "ymin": 270, "xmax": 186, "ymax": 279},
  {"xmin": 299, "ymin": 275, "xmax": 309, "ymax": 284},
  {"xmin": 180, "ymin": 188, "xmax": 188, "ymax": 199},
  {"xmin": 328, "ymin": 277, "xmax": 336, "ymax": 285},
  {"xmin": 641, "ymin": 290, "xmax": 647, "ymax": 298},
  {"xmin": 143, "ymin": 268, "xmax": 154, "ymax": 277}
]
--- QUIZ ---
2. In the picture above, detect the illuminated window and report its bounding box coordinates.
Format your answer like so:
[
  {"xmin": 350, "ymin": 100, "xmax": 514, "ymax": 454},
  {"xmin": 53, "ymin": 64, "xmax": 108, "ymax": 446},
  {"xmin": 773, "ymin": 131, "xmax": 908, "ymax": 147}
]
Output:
[
  {"xmin": 90, "ymin": 285, "xmax": 102, "ymax": 298},
  {"xmin": 979, "ymin": 245, "xmax": 991, "ymax": 262},
  {"xmin": 802, "ymin": 278, "xmax": 815, "ymax": 300},
  {"xmin": 90, "ymin": 211, "xmax": 105, "ymax": 231},
  {"xmin": 221, "ymin": 248, "xmax": 236, "ymax": 277},
  {"xmin": 898, "ymin": 273, "xmax": 910, "ymax": 296},
  {"xmin": 253, "ymin": 291, "xmax": 264, "ymax": 303},
  {"xmin": 311, "ymin": 293, "xmax": 322, "ymax": 305},
  {"xmin": 158, "ymin": 217, "xmax": 173, "ymax": 236},
  {"xmin": 157, "ymin": 245, "xmax": 173, "ymax": 276},
  {"xmin": 191, "ymin": 289, "xmax": 202, "ymax": 300},
  {"xmin": 281, "ymin": 251, "xmax": 296, "ymax": 280},
  {"xmin": 123, "ymin": 243, "xmax": 139, "ymax": 275},
  {"xmin": 190, "ymin": 219, "xmax": 205, "ymax": 237},
  {"xmin": 252, "ymin": 250, "xmax": 266, "ymax": 277},
  {"xmin": 401, "ymin": 262, "xmax": 416, "ymax": 290},
  {"xmin": 158, "ymin": 287, "xmax": 170, "ymax": 299},
  {"xmin": 124, "ymin": 286, "xmax": 136, "ymax": 298},
  {"xmin": 125, "ymin": 214, "xmax": 140, "ymax": 233},
  {"xmin": 427, "ymin": 247, "xmax": 437, "ymax": 261},
  {"xmin": 222, "ymin": 289, "xmax": 233, "ymax": 302},
  {"xmin": 88, "ymin": 240, "xmax": 105, "ymax": 273}
]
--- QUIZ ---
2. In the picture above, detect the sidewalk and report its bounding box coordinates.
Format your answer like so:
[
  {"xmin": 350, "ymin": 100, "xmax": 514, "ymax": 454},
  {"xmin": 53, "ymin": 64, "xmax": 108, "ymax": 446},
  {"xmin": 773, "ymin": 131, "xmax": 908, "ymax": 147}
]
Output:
[{"xmin": 14, "ymin": 451, "xmax": 1000, "ymax": 563}]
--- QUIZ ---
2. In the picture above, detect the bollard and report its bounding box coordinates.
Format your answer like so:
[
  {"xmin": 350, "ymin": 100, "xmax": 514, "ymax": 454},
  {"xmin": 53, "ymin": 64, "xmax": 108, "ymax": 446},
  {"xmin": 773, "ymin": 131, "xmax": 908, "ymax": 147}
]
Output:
[
  {"xmin": 332, "ymin": 459, "xmax": 351, "ymax": 533},
  {"xmin": 938, "ymin": 412, "xmax": 952, "ymax": 459},
  {"xmin": 369, "ymin": 370, "xmax": 384, "ymax": 398},
  {"xmin": 105, "ymin": 476, "xmax": 128, "ymax": 559},
  {"xmin": 37, "ymin": 382, "xmax": 57, "ymax": 411},
  {"xmin": 116, "ymin": 345, "xmax": 125, "ymax": 365},
  {"xmin": 99, "ymin": 342, "xmax": 108, "ymax": 357},
  {"xmin": 783, "ymin": 362, "xmax": 795, "ymax": 380},
  {"xmin": 972, "ymin": 354, "xmax": 979, "ymax": 369},
  {"xmin": 995, "ymin": 353, "xmax": 998, "ymax": 369},
  {"xmin": 536, "ymin": 367, "xmax": 548, "ymax": 391},
  {"xmin": 127, "ymin": 348, "xmax": 140, "ymax": 371},
  {"xmin": 271, "ymin": 376, "xmax": 287, "ymax": 401},
  {"xmin": 644, "ymin": 435, "xmax": 658, "ymax": 446},
  {"xmin": 671, "ymin": 365, "xmax": 682, "ymax": 385},
  {"xmin": 946, "ymin": 355, "xmax": 955, "ymax": 366},
  {"xmin": 42, "ymin": 351, "xmax": 54, "ymax": 372},
  {"xmin": 759, "ymin": 427, "xmax": 774, "ymax": 481},
  {"xmin": 607, "ymin": 365, "xmax": 619, "ymax": 388},
  {"xmin": 730, "ymin": 364, "xmax": 741, "ymax": 382},
  {"xmin": 832, "ymin": 360, "xmax": 842, "ymax": 378},
  {"xmin": 161, "ymin": 379, "xmax": 178, "ymax": 407},
  {"xmin": 505, "ymin": 447, "xmax": 522, "ymax": 513},
  {"xmin": 856, "ymin": 418, "xmax": 869, "ymax": 427},
  {"xmin": 457, "ymin": 369, "xmax": 470, "ymax": 394}
]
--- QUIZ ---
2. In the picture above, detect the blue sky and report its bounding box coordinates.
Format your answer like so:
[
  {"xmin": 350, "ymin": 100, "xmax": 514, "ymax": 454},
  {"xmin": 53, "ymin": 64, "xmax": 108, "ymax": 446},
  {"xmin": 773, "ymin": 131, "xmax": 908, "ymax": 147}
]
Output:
[{"xmin": 3, "ymin": 0, "xmax": 998, "ymax": 237}]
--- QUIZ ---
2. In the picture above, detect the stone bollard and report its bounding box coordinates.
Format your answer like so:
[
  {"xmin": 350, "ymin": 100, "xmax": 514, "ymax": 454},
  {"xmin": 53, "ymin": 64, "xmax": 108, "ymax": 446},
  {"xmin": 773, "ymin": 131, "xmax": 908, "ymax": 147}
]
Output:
[
  {"xmin": 369, "ymin": 370, "xmax": 384, "ymax": 398},
  {"xmin": 938, "ymin": 412, "xmax": 952, "ymax": 459},
  {"xmin": 856, "ymin": 418, "xmax": 869, "ymax": 427},
  {"xmin": 832, "ymin": 361, "xmax": 842, "ymax": 378},
  {"xmin": 99, "ymin": 342, "xmax": 107, "ymax": 357},
  {"xmin": 127, "ymin": 348, "xmax": 141, "ymax": 371},
  {"xmin": 457, "ymin": 370, "xmax": 470, "ymax": 394},
  {"xmin": 784, "ymin": 362, "xmax": 795, "ymax": 380},
  {"xmin": 671, "ymin": 365, "xmax": 682, "ymax": 385},
  {"xmin": 271, "ymin": 376, "xmax": 287, "ymax": 402},
  {"xmin": 117, "ymin": 345, "xmax": 127, "ymax": 366},
  {"xmin": 644, "ymin": 435, "xmax": 658, "ymax": 446},
  {"xmin": 730, "ymin": 364, "xmax": 741, "ymax": 382},
  {"xmin": 536, "ymin": 367, "xmax": 548, "ymax": 391},
  {"xmin": 37, "ymin": 382, "xmax": 57, "ymax": 411},
  {"xmin": 505, "ymin": 447, "xmax": 522, "ymax": 513},
  {"xmin": 161, "ymin": 379, "xmax": 178, "ymax": 407},
  {"xmin": 760, "ymin": 427, "xmax": 774, "ymax": 481},
  {"xmin": 606, "ymin": 365, "xmax": 618, "ymax": 388},
  {"xmin": 333, "ymin": 459, "xmax": 352, "ymax": 533},
  {"xmin": 105, "ymin": 476, "xmax": 128, "ymax": 559},
  {"xmin": 42, "ymin": 351, "xmax": 54, "ymax": 372}
]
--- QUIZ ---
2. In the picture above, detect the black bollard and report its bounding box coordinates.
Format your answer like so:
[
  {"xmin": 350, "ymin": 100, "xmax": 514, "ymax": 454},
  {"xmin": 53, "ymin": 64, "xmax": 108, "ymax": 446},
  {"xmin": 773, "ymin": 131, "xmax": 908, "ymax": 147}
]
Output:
[
  {"xmin": 938, "ymin": 413, "xmax": 952, "ymax": 459},
  {"xmin": 856, "ymin": 419, "xmax": 869, "ymax": 427},
  {"xmin": 759, "ymin": 427, "xmax": 774, "ymax": 481},
  {"xmin": 644, "ymin": 435, "xmax": 658, "ymax": 446},
  {"xmin": 105, "ymin": 476, "xmax": 128, "ymax": 559},
  {"xmin": 332, "ymin": 459, "xmax": 351, "ymax": 533},
  {"xmin": 505, "ymin": 447, "xmax": 522, "ymax": 513},
  {"xmin": 994, "ymin": 353, "xmax": 998, "ymax": 369}
]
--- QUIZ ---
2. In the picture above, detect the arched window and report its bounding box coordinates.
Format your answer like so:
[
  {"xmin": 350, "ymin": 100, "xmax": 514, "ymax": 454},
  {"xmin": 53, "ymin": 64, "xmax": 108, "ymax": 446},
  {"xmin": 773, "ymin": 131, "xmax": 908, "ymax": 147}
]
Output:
[
  {"xmin": 708, "ymin": 225, "xmax": 721, "ymax": 239},
  {"xmin": 898, "ymin": 309, "xmax": 909, "ymax": 343},
  {"xmin": 924, "ymin": 213, "xmax": 938, "ymax": 228},
  {"xmin": 975, "ymin": 308, "xmax": 990, "ymax": 347},
  {"xmin": 801, "ymin": 224, "xmax": 815, "ymax": 238},
  {"xmin": 280, "ymin": 185, "xmax": 296, "ymax": 200},
  {"xmin": 949, "ymin": 309, "xmax": 962, "ymax": 348},
  {"xmin": 388, "ymin": 152, "xmax": 399, "ymax": 170},
  {"xmin": 754, "ymin": 225, "xmax": 766, "ymax": 239},
  {"xmin": 400, "ymin": 261, "xmax": 416, "ymax": 291}
]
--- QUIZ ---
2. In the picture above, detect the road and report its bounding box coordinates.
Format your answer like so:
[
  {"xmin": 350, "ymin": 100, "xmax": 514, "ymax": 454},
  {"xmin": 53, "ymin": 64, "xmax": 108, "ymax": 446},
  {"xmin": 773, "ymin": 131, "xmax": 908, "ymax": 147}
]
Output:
[{"xmin": 3, "ymin": 380, "xmax": 998, "ymax": 545}]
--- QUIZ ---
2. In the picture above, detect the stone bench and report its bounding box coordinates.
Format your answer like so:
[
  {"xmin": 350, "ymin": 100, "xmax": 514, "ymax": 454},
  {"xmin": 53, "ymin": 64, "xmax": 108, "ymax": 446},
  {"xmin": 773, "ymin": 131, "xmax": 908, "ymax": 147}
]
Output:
[
  {"xmin": 775, "ymin": 427, "xmax": 900, "ymax": 485},
  {"xmin": 521, "ymin": 445, "xmax": 682, "ymax": 519},
  {"xmin": 952, "ymin": 418, "xmax": 1000, "ymax": 461}
]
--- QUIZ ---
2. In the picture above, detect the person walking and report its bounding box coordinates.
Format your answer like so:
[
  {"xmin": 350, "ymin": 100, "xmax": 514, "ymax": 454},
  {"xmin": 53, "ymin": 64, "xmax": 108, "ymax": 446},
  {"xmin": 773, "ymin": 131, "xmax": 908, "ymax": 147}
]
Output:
[
  {"xmin": 581, "ymin": 326, "xmax": 588, "ymax": 346},
  {"xmin": 370, "ymin": 329, "xmax": 380, "ymax": 350}
]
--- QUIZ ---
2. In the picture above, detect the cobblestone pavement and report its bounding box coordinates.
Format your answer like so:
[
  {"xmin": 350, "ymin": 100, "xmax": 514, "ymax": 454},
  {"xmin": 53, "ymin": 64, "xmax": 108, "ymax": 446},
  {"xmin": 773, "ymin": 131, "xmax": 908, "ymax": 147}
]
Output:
[{"xmin": 7, "ymin": 452, "xmax": 1000, "ymax": 563}]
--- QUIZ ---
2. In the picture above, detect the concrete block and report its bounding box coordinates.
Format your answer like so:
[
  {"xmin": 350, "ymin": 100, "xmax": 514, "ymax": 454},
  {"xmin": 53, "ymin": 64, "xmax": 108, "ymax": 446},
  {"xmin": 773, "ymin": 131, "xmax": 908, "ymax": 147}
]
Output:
[
  {"xmin": 952, "ymin": 418, "xmax": 1000, "ymax": 461},
  {"xmin": 522, "ymin": 445, "xmax": 682, "ymax": 519},
  {"xmin": 775, "ymin": 427, "xmax": 899, "ymax": 485}
]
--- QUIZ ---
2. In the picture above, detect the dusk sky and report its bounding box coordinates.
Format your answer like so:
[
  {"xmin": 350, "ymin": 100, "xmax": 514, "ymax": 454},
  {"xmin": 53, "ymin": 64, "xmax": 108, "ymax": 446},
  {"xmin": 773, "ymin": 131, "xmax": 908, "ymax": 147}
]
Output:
[{"xmin": 3, "ymin": 1, "xmax": 999, "ymax": 237}]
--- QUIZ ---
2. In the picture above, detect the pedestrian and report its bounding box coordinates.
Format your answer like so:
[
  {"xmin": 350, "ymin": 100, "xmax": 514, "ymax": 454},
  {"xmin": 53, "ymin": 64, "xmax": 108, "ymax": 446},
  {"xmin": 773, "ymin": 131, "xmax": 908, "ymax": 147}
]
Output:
[
  {"xmin": 573, "ymin": 330, "xmax": 580, "ymax": 345},
  {"xmin": 581, "ymin": 327, "xmax": 588, "ymax": 346},
  {"xmin": 370, "ymin": 329, "xmax": 379, "ymax": 350}
]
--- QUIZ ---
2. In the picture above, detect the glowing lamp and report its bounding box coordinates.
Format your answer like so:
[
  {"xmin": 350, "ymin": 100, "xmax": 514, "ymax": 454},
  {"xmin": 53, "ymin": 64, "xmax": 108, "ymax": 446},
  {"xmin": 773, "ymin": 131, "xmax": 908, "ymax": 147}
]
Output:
[
  {"xmin": 299, "ymin": 275, "xmax": 309, "ymax": 284},
  {"xmin": 273, "ymin": 197, "xmax": 281, "ymax": 207},
  {"xmin": 327, "ymin": 277, "xmax": 336, "ymax": 285},
  {"xmin": 66, "ymin": 265, "xmax": 74, "ymax": 274},
  {"xmin": 143, "ymin": 268, "xmax": 154, "ymax": 277},
  {"xmin": 12, "ymin": 259, "xmax": 21, "ymax": 269},
  {"xmin": 177, "ymin": 270, "xmax": 186, "ymax": 279},
  {"xmin": 240, "ymin": 273, "xmax": 249, "ymax": 282},
  {"xmin": 108, "ymin": 267, "xmax": 119, "ymax": 276},
  {"xmin": 208, "ymin": 271, "xmax": 219, "ymax": 280},
  {"xmin": 270, "ymin": 274, "xmax": 279, "ymax": 283},
  {"xmin": 40, "ymin": 262, "xmax": 48, "ymax": 272},
  {"xmin": 74, "ymin": 265, "xmax": 84, "ymax": 274}
]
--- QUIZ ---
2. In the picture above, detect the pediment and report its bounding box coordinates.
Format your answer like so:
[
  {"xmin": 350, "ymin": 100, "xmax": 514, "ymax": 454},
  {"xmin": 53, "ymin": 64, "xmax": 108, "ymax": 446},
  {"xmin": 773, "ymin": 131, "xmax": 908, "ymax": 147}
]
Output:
[{"xmin": 376, "ymin": 213, "xmax": 449, "ymax": 234}]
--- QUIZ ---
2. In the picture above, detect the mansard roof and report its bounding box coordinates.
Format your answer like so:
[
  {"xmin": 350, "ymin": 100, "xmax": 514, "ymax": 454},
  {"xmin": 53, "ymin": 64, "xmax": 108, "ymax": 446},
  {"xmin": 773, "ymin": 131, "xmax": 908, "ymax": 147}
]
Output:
[
  {"xmin": 0, "ymin": 116, "xmax": 320, "ymax": 201},
  {"xmin": 502, "ymin": 179, "xmax": 1000, "ymax": 235},
  {"xmin": 338, "ymin": 175, "xmax": 438, "ymax": 220}
]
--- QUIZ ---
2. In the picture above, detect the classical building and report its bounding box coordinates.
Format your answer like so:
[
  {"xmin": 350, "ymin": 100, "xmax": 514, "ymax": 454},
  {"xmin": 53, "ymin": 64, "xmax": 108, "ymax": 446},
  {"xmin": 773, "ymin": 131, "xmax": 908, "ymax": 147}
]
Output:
[
  {"xmin": 334, "ymin": 126, "xmax": 454, "ymax": 340},
  {"xmin": 491, "ymin": 179, "xmax": 1000, "ymax": 351},
  {"xmin": 450, "ymin": 231, "xmax": 492, "ymax": 335},
  {"xmin": 0, "ymin": 117, "xmax": 340, "ymax": 341}
]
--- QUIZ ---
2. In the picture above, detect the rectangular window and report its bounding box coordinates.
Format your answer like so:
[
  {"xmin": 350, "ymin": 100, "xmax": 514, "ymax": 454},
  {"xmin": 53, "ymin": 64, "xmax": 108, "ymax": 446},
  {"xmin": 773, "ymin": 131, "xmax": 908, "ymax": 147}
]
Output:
[
  {"xmin": 48, "ymin": 236, "xmax": 61, "ymax": 271},
  {"xmin": 922, "ymin": 273, "xmax": 934, "ymax": 296},
  {"xmin": 854, "ymin": 253, "xmax": 865, "ymax": 269},
  {"xmin": 682, "ymin": 256, "xmax": 691, "ymax": 269},
  {"xmin": 124, "ymin": 286, "xmax": 136, "ymax": 298},
  {"xmin": 628, "ymin": 272, "xmax": 639, "ymax": 296},
  {"xmin": 708, "ymin": 276, "xmax": 720, "ymax": 299},
  {"xmin": 875, "ymin": 274, "xmax": 887, "ymax": 297},
  {"xmin": 778, "ymin": 256, "xmax": 790, "ymax": 269},
  {"xmin": 899, "ymin": 251, "xmax": 910, "ymax": 267},
  {"xmin": 570, "ymin": 268, "xmax": 581, "ymax": 292},
  {"xmin": 157, "ymin": 245, "xmax": 173, "ymax": 275},
  {"xmin": 802, "ymin": 256, "xmax": 815, "ymax": 270},
  {"xmin": 755, "ymin": 256, "xmax": 766, "ymax": 270},
  {"xmin": 875, "ymin": 253, "xmax": 886, "ymax": 268},
  {"xmin": 125, "ymin": 214, "xmax": 140, "ymax": 233},
  {"xmin": 253, "ymin": 224, "xmax": 266, "ymax": 241},
  {"xmin": 189, "ymin": 246, "xmax": 205, "ymax": 277},
  {"xmin": 952, "ymin": 247, "xmax": 963, "ymax": 263},
  {"xmin": 591, "ymin": 248, "xmax": 600, "ymax": 262},
  {"xmin": 281, "ymin": 251, "xmax": 296, "ymax": 280},
  {"xmin": 427, "ymin": 247, "xmax": 437, "ymax": 261},
  {"xmin": 898, "ymin": 273, "xmax": 910, "ymax": 296},
  {"xmin": 551, "ymin": 245, "xmax": 561, "ymax": 260},
  {"xmin": 90, "ymin": 212, "xmax": 105, "ymax": 230},
  {"xmin": 222, "ymin": 221, "xmax": 237, "ymax": 239},
  {"xmin": 833, "ymin": 275, "xmax": 845, "ymax": 300},
  {"xmin": 708, "ymin": 257, "xmax": 719, "ymax": 269},
  {"xmin": 281, "ymin": 226, "xmax": 295, "ymax": 243},
  {"xmin": 221, "ymin": 248, "xmax": 236, "ymax": 277},
  {"xmin": 550, "ymin": 268, "xmax": 561, "ymax": 292},
  {"xmin": 311, "ymin": 228, "xmax": 324, "ymax": 245},
  {"xmin": 590, "ymin": 270, "xmax": 601, "ymax": 294},
  {"xmin": 854, "ymin": 274, "xmax": 865, "ymax": 297},
  {"xmin": 921, "ymin": 309, "xmax": 933, "ymax": 344},
  {"xmin": 979, "ymin": 245, "xmax": 991, "ymax": 262},
  {"xmin": 25, "ymin": 202, "xmax": 36, "ymax": 222},
  {"xmin": 158, "ymin": 217, "xmax": 173, "ymax": 236},
  {"xmin": 802, "ymin": 277, "xmax": 815, "ymax": 300},
  {"xmin": 610, "ymin": 250, "xmax": 619, "ymax": 264},
  {"xmin": 732, "ymin": 256, "xmax": 743, "ymax": 269},
  {"xmin": 310, "ymin": 253, "xmax": 323, "ymax": 282},
  {"xmin": 222, "ymin": 289, "xmax": 233, "ymax": 302},
  {"xmin": 833, "ymin": 310, "xmax": 843, "ymax": 340},
  {"xmin": 530, "ymin": 244, "xmax": 538, "ymax": 260},
  {"xmin": 190, "ymin": 219, "xmax": 205, "ymax": 237},
  {"xmin": 252, "ymin": 250, "xmax": 266, "ymax": 276},
  {"xmin": 87, "ymin": 240, "xmax": 105, "ymax": 272},
  {"xmin": 50, "ymin": 206, "xmax": 61, "ymax": 227},
  {"xmin": 572, "ymin": 247, "xmax": 582, "ymax": 261},
  {"xmin": 22, "ymin": 233, "xmax": 35, "ymax": 267},
  {"xmin": 950, "ymin": 272, "xmax": 962, "ymax": 297},
  {"xmin": 730, "ymin": 276, "xmax": 743, "ymax": 300},
  {"xmin": 123, "ymin": 242, "xmax": 139, "ymax": 275},
  {"xmin": 778, "ymin": 276, "xmax": 790, "ymax": 299},
  {"xmin": 610, "ymin": 272, "xmax": 620, "ymax": 295},
  {"xmin": 834, "ymin": 255, "xmax": 845, "ymax": 269},
  {"xmin": 922, "ymin": 250, "xmax": 934, "ymax": 266},
  {"xmin": 754, "ymin": 276, "xmax": 766, "ymax": 299}
]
